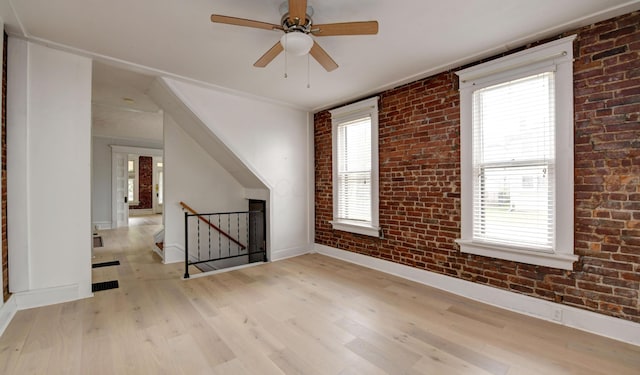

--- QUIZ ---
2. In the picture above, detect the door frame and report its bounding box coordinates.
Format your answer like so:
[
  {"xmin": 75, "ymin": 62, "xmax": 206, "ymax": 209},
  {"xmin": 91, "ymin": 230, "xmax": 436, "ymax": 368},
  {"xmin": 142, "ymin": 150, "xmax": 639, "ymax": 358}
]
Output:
[
  {"xmin": 248, "ymin": 199, "xmax": 267, "ymax": 263},
  {"xmin": 110, "ymin": 145, "xmax": 163, "ymax": 228},
  {"xmin": 152, "ymin": 156, "xmax": 163, "ymax": 214},
  {"xmin": 111, "ymin": 151, "xmax": 129, "ymax": 227}
]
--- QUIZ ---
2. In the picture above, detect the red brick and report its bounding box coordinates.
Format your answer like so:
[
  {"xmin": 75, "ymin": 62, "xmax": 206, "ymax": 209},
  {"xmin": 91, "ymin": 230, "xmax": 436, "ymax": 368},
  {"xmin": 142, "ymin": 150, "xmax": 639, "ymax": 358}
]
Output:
[
  {"xmin": 616, "ymin": 13, "xmax": 640, "ymax": 28},
  {"xmin": 577, "ymin": 281, "xmax": 613, "ymax": 294},
  {"xmin": 315, "ymin": 12, "xmax": 640, "ymax": 324}
]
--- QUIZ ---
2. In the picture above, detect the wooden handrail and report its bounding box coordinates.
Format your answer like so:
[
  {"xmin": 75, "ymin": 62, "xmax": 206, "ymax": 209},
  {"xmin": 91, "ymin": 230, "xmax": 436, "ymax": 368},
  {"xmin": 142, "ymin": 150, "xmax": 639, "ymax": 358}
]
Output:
[{"xmin": 180, "ymin": 201, "xmax": 246, "ymax": 250}]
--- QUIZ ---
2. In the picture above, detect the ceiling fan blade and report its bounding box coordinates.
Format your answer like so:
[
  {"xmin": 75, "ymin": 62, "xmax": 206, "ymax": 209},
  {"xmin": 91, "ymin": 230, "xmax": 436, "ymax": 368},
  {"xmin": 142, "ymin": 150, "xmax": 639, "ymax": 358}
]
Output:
[
  {"xmin": 310, "ymin": 41, "xmax": 338, "ymax": 72},
  {"xmin": 288, "ymin": 0, "xmax": 308, "ymax": 25},
  {"xmin": 312, "ymin": 21, "xmax": 379, "ymax": 36},
  {"xmin": 254, "ymin": 42, "xmax": 284, "ymax": 68},
  {"xmin": 211, "ymin": 15, "xmax": 283, "ymax": 31}
]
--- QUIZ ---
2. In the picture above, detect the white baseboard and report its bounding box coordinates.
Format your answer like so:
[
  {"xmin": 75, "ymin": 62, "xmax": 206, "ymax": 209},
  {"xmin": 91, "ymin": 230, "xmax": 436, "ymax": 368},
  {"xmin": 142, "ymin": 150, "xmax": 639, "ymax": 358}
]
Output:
[
  {"xmin": 270, "ymin": 244, "xmax": 312, "ymax": 261},
  {"xmin": 0, "ymin": 296, "xmax": 18, "ymax": 337},
  {"xmin": 13, "ymin": 283, "xmax": 90, "ymax": 310},
  {"xmin": 93, "ymin": 221, "xmax": 112, "ymax": 230},
  {"xmin": 314, "ymin": 244, "xmax": 640, "ymax": 346}
]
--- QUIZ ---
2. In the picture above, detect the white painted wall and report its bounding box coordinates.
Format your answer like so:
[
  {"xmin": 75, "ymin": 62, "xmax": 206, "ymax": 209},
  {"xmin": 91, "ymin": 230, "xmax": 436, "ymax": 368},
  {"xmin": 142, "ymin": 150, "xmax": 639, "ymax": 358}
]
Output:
[
  {"xmin": 91, "ymin": 136, "xmax": 162, "ymax": 229},
  {"xmin": 163, "ymin": 79, "xmax": 312, "ymax": 260},
  {"xmin": 7, "ymin": 38, "xmax": 28, "ymax": 294},
  {"xmin": 163, "ymin": 114, "xmax": 248, "ymax": 262},
  {"xmin": 7, "ymin": 39, "xmax": 92, "ymax": 303}
]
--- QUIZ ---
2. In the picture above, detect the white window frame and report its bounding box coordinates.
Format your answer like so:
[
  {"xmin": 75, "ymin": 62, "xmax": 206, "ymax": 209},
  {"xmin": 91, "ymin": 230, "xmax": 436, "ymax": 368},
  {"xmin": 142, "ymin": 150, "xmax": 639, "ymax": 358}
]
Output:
[
  {"xmin": 128, "ymin": 155, "xmax": 139, "ymax": 206},
  {"xmin": 330, "ymin": 96, "xmax": 380, "ymax": 237},
  {"xmin": 455, "ymin": 35, "xmax": 578, "ymax": 270}
]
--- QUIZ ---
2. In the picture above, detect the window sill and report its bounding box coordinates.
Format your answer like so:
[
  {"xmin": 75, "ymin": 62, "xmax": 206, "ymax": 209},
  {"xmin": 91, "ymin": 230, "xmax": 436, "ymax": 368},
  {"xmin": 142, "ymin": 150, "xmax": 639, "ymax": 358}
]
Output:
[
  {"xmin": 331, "ymin": 220, "xmax": 380, "ymax": 238},
  {"xmin": 455, "ymin": 239, "xmax": 578, "ymax": 270}
]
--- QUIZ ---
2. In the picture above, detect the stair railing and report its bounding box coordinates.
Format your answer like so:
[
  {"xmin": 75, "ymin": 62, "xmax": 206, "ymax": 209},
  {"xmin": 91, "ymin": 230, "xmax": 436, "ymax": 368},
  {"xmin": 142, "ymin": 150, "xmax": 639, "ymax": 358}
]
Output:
[
  {"xmin": 180, "ymin": 201, "xmax": 246, "ymax": 249},
  {"xmin": 182, "ymin": 202, "xmax": 266, "ymax": 279}
]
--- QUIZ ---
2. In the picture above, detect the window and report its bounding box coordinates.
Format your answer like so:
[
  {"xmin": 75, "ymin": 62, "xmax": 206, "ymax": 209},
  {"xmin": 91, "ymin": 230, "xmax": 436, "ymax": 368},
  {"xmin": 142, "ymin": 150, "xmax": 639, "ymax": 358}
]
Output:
[
  {"xmin": 330, "ymin": 96, "xmax": 380, "ymax": 237},
  {"xmin": 473, "ymin": 72, "xmax": 555, "ymax": 248},
  {"xmin": 455, "ymin": 36, "xmax": 577, "ymax": 270},
  {"xmin": 127, "ymin": 155, "xmax": 139, "ymax": 205}
]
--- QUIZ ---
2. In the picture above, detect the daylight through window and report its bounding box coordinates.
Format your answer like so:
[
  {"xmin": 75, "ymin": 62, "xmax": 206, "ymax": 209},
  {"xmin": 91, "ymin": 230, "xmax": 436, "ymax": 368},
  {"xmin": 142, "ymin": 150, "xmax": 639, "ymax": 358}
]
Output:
[
  {"xmin": 455, "ymin": 35, "xmax": 577, "ymax": 269},
  {"xmin": 330, "ymin": 96, "xmax": 380, "ymax": 237},
  {"xmin": 472, "ymin": 72, "xmax": 555, "ymax": 250}
]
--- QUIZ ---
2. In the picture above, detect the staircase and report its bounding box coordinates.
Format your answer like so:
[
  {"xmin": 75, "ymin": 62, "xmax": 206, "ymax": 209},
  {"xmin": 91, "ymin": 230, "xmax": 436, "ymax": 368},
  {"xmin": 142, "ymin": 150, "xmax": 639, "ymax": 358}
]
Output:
[
  {"xmin": 146, "ymin": 79, "xmax": 272, "ymax": 271},
  {"xmin": 153, "ymin": 229, "xmax": 164, "ymax": 258},
  {"xmin": 181, "ymin": 201, "xmax": 266, "ymax": 278}
]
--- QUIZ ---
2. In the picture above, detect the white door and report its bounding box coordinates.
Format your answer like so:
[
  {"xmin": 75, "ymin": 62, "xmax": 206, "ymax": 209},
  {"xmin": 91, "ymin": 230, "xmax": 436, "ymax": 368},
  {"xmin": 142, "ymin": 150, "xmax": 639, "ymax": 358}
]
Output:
[
  {"xmin": 152, "ymin": 157, "xmax": 164, "ymax": 214},
  {"xmin": 112, "ymin": 152, "xmax": 129, "ymax": 227}
]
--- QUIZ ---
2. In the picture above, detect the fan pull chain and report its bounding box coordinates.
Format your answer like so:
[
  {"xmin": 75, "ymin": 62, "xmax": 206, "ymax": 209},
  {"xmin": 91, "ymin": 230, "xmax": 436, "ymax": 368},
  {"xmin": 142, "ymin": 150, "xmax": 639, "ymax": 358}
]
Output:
[
  {"xmin": 307, "ymin": 53, "xmax": 311, "ymax": 88},
  {"xmin": 284, "ymin": 34, "xmax": 288, "ymax": 78}
]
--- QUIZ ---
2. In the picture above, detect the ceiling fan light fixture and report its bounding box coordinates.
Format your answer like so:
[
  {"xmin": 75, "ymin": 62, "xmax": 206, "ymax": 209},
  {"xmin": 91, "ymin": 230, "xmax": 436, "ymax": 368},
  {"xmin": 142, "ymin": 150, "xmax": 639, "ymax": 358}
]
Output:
[{"xmin": 280, "ymin": 32, "xmax": 313, "ymax": 56}]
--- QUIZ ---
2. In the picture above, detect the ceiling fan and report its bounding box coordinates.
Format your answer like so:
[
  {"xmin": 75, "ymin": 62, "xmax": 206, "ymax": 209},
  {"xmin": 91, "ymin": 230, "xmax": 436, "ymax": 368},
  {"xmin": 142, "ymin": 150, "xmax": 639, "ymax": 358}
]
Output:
[{"xmin": 211, "ymin": 0, "xmax": 378, "ymax": 72}]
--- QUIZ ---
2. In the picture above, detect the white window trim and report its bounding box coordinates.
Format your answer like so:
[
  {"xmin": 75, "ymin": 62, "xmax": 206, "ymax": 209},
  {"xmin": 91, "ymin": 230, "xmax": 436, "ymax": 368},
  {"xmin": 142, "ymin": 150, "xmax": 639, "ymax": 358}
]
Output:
[
  {"xmin": 455, "ymin": 35, "xmax": 578, "ymax": 270},
  {"xmin": 128, "ymin": 155, "xmax": 140, "ymax": 206},
  {"xmin": 330, "ymin": 96, "xmax": 380, "ymax": 237}
]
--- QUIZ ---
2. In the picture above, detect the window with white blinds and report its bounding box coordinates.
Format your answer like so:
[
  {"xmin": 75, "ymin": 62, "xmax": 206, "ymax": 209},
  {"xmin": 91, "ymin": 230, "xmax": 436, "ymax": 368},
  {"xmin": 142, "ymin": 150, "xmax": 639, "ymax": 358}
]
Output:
[
  {"xmin": 472, "ymin": 72, "xmax": 555, "ymax": 250},
  {"xmin": 456, "ymin": 35, "xmax": 577, "ymax": 270},
  {"xmin": 337, "ymin": 116, "xmax": 372, "ymax": 222},
  {"xmin": 330, "ymin": 96, "xmax": 380, "ymax": 237}
]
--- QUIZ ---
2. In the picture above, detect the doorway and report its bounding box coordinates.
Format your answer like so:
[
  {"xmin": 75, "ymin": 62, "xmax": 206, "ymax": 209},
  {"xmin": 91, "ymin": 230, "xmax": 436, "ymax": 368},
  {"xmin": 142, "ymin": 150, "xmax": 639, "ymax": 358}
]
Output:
[
  {"xmin": 153, "ymin": 157, "xmax": 163, "ymax": 214},
  {"xmin": 248, "ymin": 199, "xmax": 266, "ymax": 263},
  {"xmin": 111, "ymin": 146, "xmax": 163, "ymax": 228}
]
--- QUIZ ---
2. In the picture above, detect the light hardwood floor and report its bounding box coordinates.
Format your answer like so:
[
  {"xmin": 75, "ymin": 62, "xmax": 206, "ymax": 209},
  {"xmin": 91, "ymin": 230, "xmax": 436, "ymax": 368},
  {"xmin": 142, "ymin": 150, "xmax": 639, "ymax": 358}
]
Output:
[
  {"xmin": 128, "ymin": 214, "xmax": 163, "ymax": 227},
  {"xmin": 1, "ymin": 220, "xmax": 639, "ymax": 374}
]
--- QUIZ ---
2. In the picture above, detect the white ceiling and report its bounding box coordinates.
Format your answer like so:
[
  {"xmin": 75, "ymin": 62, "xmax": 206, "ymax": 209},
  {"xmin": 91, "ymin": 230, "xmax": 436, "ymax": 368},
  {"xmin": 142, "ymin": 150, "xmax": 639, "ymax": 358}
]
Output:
[
  {"xmin": 2, "ymin": 0, "xmax": 639, "ymax": 111},
  {"xmin": 91, "ymin": 61, "xmax": 163, "ymax": 142}
]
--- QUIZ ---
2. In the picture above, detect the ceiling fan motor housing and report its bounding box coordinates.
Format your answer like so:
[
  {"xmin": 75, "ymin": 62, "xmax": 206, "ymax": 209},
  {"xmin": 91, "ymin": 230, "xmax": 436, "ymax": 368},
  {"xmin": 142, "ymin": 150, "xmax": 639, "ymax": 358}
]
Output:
[
  {"xmin": 279, "ymin": 1, "xmax": 314, "ymax": 33},
  {"xmin": 210, "ymin": 0, "xmax": 377, "ymax": 72},
  {"xmin": 281, "ymin": 13, "xmax": 313, "ymax": 33}
]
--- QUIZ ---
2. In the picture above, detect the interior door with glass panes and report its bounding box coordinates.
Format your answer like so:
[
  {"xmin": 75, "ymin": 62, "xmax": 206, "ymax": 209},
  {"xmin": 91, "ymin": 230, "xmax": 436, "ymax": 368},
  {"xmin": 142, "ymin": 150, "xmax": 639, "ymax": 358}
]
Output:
[
  {"xmin": 153, "ymin": 157, "xmax": 163, "ymax": 214},
  {"xmin": 113, "ymin": 152, "xmax": 129, "ymax": 227}
]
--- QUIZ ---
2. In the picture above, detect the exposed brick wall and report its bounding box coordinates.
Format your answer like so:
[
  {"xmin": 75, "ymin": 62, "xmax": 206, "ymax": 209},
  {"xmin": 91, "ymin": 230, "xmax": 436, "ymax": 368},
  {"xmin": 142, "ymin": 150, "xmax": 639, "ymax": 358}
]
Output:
[
  {"xmin": 2, "ymin": 31, "xmax": 8, "ymax": 302},
  {"xmin": 314, "ymin": 12, "xmax": 640, "ymax": 322},
  {"xmin": 130, "ymin": 156, "xmax": 153, "ymax": 210}
]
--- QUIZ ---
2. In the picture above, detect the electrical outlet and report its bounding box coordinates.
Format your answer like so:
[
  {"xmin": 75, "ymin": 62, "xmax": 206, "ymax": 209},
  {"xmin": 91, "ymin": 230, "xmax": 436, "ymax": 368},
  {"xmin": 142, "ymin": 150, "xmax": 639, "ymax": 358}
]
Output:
[{"xmin": 552, "ymin": 308, "xmax": 563, "ymax": 322}]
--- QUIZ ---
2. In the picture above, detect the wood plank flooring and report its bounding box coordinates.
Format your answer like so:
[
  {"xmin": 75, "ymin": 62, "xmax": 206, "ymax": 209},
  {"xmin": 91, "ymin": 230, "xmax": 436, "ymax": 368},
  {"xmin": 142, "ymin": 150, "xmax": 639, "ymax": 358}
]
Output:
[{"xmin": 1, "ymin": 218, "xmax": 639, "ymax": 374}]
